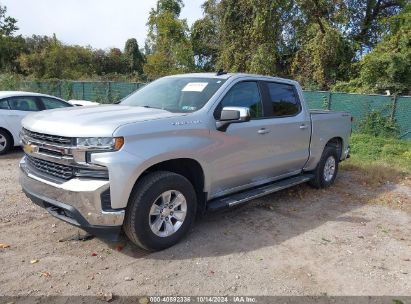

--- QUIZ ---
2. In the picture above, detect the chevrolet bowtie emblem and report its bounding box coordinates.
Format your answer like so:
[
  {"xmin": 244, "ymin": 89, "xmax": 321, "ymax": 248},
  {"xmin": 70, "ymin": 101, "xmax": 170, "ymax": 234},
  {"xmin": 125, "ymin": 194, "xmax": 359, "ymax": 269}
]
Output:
[{"xmin": 23, "ymin": 143, "xmax": 39, "ymax": 154}]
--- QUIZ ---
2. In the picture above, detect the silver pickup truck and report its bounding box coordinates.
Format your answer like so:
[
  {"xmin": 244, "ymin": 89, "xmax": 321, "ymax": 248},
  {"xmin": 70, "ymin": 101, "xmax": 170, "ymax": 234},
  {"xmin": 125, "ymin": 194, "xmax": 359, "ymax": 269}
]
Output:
[{"xmin": 19, "ymin": 73, "xmax": 351, "ymax": 251}]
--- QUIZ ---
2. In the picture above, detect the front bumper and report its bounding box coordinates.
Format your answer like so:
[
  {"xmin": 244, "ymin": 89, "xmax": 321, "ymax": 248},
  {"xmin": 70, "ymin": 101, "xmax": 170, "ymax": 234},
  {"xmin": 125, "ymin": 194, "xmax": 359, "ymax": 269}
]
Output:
[{"xmin": 19, "ymin": 158, "xmax": 124, "ymax": 241}]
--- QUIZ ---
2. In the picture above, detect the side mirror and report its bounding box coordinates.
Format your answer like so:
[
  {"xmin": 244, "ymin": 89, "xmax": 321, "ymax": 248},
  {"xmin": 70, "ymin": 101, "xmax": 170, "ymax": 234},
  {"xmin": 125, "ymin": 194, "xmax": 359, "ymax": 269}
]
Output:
[{"xmin": 216, "ymin": 106, "xmax": 251, "ymax": 131}]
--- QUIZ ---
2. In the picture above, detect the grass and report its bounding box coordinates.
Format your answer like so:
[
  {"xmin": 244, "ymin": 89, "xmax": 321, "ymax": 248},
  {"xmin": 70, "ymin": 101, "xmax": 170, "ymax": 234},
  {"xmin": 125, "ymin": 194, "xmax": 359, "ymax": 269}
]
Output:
[{"xmin": 341, "ymin": 133, "xmax": 411, "ymax": 185}]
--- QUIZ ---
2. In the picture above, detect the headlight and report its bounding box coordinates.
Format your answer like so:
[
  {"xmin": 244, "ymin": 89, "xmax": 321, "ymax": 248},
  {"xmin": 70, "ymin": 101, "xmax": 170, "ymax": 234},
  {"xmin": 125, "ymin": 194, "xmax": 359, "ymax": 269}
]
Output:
[{"xmin": 76, "ymin": 137, "xmax": 124, "ymax": 151}]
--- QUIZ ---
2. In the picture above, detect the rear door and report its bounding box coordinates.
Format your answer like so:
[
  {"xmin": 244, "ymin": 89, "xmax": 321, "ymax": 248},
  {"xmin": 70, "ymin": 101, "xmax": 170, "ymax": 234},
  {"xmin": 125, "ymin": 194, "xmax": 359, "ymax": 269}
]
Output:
[
  {"xmin": 4, "ymin": 96, "xmax": 43, "ymax": 143},
  {"xmin": 260, "ymin": 81, "xmax": 311, "ymax": 176}
]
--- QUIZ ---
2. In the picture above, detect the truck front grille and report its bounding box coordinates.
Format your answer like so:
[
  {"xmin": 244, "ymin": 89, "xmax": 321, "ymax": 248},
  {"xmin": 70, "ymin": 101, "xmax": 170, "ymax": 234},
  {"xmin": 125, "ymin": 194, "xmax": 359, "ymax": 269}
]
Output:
[
  {"xmin": 26, "ymin": 155, "xmax": 73, "ymax": 180},
  {"xmin": 22, "ymin": 128, "xmax": 73, "ymax": 146}
]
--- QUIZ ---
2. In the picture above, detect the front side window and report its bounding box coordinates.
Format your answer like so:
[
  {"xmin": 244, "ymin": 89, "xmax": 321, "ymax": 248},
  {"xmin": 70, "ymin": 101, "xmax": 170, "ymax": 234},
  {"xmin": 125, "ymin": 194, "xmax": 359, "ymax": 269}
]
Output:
[
  {"xmin": 41, "ymin": 97, "xmax": 71, "ymax": 109},
  {"xmin": 7, "ymin": 97, "xmax": 41, "ymax": 112},
  {"xmin": 266, "ymin": 82, "xmax": 301, "ymax": 117},
  {"xmin": 216, "ymin": 82, "xmax": 263, "ymax": 119},
  {"xmin": 121, "ymin": 77, "xmax": 226, "ymax": 113}
]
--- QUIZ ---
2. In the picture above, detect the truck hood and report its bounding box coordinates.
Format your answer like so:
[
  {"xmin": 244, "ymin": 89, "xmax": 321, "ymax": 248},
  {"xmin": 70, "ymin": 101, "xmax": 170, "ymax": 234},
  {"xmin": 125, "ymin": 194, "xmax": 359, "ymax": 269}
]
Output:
[{"xmin": 22, "ymin": 105, "xmax": 185, "ymax": 137}]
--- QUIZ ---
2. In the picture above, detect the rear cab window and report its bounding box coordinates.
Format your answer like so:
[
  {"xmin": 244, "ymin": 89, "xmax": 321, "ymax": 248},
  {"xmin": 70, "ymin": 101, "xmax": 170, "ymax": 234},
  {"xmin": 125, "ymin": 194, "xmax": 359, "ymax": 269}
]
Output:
[{"xmin": 264, "ymin": 82, "xmax": 301, "ymax": 117}]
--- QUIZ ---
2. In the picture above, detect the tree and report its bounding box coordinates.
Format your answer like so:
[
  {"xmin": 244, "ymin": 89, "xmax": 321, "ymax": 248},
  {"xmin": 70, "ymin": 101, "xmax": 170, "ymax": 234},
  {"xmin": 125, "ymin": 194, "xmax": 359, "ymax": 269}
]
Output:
[
  {"xmin": 191, "ymin": 0, "xmax": 220, "ymax": 71},
  {"xmin": 0, "ymin": 5, "xmax": 18, "ymax": 36},
  {"xmin": 215, "ymin": 0, "xmax": 287, "ymax": 75},
  {"xmin": 144, "ymin": 0, "xmax": 194, "ymax": 79},
  {"xmin": 333, "ymin": 3, "xmax": 411, "ymax": 94},
  {"xmin": 346, "ymin": 0, "xmax": 405, "ymax": 51},
  {"xmin": 291, "ymin": 24, "xmax": 355, "ymax": 90},
  {"xmin": 124, "ymin": 38, "xmax": 145, "ymax": 75},
  {"xmin": 0, "ymin": 5, "xmax": 24, "ymax": 72},
  {"xmin": 18, "ymin": 35, "xmax": 95, "ymax": 79}
]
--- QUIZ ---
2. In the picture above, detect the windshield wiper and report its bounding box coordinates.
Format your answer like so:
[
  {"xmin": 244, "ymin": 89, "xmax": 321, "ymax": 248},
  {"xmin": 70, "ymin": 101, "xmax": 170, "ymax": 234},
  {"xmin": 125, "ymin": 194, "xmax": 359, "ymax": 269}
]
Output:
[{"xmin": 141, "ymin": 105, "xmax": 170, "ymax": 111}]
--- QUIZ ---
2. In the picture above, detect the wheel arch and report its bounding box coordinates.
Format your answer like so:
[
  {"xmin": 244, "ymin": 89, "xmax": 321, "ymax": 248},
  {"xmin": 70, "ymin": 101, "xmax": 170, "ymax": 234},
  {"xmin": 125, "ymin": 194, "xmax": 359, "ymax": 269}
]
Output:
[
  {"xmin": 130, "ymin": 157, "xmax": 207, "ymax": 215},
  {"xmin": 325, "ymin": 136, "xmax": 343, "ymax": 160}
]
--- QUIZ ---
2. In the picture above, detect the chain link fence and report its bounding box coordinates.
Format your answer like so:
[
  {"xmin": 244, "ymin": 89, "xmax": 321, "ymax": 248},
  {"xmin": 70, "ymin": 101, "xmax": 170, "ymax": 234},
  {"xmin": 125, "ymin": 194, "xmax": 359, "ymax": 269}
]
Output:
[
  {"xmin": 18, "ymin": 80, "xmax": 145, "ymax": 104},
  {"xmin": 12, "ymin": 80, "xmax": 411, "ymax": 139}
]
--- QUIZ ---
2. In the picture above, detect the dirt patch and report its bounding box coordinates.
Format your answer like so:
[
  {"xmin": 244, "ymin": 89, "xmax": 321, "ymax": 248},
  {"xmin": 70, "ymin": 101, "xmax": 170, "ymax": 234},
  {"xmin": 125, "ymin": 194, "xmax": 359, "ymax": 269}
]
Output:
[{"xmin": 1, "ymin": 150, "xmax": 411, "ymax": 296}]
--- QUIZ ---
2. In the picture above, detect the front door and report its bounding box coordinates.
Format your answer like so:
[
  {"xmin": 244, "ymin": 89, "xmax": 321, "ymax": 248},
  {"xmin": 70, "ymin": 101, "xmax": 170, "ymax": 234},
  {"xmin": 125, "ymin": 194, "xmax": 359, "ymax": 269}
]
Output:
[{"xmin": 4, "ymin": 96, "xmax": 43, "ymax": 143}]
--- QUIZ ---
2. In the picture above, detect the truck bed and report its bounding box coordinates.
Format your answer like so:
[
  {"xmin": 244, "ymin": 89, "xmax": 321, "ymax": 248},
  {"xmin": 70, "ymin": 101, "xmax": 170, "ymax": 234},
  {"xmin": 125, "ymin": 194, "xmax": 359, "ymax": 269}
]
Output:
[{"xmin": 303, "ymin": 109, "xmax": 352, "ymax": 171}]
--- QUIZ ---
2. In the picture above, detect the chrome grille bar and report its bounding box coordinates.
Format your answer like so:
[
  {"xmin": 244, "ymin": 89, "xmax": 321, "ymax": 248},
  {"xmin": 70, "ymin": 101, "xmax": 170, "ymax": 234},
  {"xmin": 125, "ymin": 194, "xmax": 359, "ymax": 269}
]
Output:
[
  {"xmin": 26, "ymin": 155, "xmax": 73, "ymax": 180},
  {"xmin": 22, "ymin": 128, "xmax": 74, "ymax": 146}
]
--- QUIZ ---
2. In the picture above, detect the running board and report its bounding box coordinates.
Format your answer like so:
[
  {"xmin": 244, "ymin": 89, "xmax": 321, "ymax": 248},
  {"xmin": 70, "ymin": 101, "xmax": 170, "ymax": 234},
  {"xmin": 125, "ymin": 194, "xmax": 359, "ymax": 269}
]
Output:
[{"xmin": 207, "ymin": 174, "xmax": 314, "ymax": 212}]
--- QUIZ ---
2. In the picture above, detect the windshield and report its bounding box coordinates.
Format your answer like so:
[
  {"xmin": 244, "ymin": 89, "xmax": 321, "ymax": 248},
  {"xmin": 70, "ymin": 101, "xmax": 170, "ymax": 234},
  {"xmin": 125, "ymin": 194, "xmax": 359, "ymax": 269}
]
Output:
[{"xmin": 120, "ymin": 77, "xmax": 226, "ymax": 113}]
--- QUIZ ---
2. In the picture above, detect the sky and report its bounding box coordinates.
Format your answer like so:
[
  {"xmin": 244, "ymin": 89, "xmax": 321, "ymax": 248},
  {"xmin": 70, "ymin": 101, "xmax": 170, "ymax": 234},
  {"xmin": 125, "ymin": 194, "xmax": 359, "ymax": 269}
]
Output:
[{"xmin": 0, "ymin": 0, "xmax": 204, "ymax": 50}]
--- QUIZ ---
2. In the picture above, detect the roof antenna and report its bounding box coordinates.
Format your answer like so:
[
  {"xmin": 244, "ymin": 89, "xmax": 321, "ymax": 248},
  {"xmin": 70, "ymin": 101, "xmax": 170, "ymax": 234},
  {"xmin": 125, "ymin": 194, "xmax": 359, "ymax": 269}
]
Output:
[{"xmin": 216, "ymin": 69, "xmax": 227, "ymax": 76}]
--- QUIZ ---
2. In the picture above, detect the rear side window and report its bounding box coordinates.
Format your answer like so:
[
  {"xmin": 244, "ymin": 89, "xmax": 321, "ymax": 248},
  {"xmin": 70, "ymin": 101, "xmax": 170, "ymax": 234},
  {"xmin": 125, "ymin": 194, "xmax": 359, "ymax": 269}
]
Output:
[
  {"xmin": 41, "ymin": 97, "xmax": 71, "ymax": 109},
  {"xmin": 266, "ymin": 82, "xmax": 301, "ymax": 117},
  {"xmin": 8, "ymin": 97, "xmax": 41, "ymax": 112},
  {"xmin": 217, "ymin": 82, "xmax": 263, "ymax": 119},
  {"xmin": 0, "ymin": 99, "xmax": 9, "ymax": 109}
]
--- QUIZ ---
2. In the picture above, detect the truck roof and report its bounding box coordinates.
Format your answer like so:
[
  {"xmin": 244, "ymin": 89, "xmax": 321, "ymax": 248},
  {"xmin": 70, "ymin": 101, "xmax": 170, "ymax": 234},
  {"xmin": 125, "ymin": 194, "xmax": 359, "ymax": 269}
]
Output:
[{"xmin": 167, "ymin": 72, "xmax": 299, "ymax": 85}]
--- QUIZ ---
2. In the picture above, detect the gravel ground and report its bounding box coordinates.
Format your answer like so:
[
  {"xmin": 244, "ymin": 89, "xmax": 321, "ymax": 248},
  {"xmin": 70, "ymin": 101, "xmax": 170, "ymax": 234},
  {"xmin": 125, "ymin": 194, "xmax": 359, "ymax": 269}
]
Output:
[{"xmin": 0, "ymin": 149, "xmax": 411, "ymax": 297}]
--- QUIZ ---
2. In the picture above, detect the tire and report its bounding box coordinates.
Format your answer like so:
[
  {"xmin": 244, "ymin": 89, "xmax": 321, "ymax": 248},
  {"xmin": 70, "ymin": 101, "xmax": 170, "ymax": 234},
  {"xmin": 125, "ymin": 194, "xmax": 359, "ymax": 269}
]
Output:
[
  {"xmin": 123, "ymin": 171, "xmax": 197, "ymax": 251},
  {"xmin": 308, "ymin": 146, "xmax": 339, "ymax": 189},
  {"xmin": 0, "ymin": 129, "xmax": 12, "ymax": 155}
]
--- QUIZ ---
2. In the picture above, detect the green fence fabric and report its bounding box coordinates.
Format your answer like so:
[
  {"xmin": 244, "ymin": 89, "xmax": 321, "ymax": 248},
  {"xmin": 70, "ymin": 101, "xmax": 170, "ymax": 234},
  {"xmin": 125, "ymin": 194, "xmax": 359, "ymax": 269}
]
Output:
[
  {"xmin": 14, "ymin": 80, "xmax": 411, "ymax": 139},
  {"xmin": 19, "ymin": 80, "xmax": 145, "ymax": 103}
]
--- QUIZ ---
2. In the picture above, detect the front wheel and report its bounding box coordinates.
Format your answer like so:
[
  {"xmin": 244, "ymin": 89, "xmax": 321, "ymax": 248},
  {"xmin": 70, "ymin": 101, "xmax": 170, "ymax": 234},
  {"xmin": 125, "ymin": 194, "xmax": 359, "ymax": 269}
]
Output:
[
  {"xmin": 123, "ymin": 171, "xmax": 197, "ymax": 251},
  {"xmin": 0, "ymin": 130, "xmax": 12, "ymax": 155},
  {"xmin": 309, "ymin": 146, "xmax": 339, "ymax": 189}
]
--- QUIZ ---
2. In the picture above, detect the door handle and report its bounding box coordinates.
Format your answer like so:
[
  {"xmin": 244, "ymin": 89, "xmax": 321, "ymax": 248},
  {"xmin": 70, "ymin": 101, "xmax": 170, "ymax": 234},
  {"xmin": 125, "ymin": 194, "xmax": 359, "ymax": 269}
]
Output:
[
  {"xmin": 257, "ymin": 128, "xmax": 270, "ymax": 135},
  {"xmin": 299, "ymin": 124, "xmax": 308, "ymax": 130}
]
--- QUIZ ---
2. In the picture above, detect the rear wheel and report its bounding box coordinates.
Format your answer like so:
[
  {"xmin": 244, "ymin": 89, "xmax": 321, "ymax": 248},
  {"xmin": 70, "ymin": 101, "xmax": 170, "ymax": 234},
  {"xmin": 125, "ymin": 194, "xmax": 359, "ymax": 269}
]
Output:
[
  {"xmin": 123, "ymin": 171, "xmax": 197, "ymax": 251},
  {"xmin": 309, "ymin": 146, "xmax": 339, "ymax": 189},
  {"xmin": 0, "ymin": 130, "xmax": 12, "ymax": 155}
]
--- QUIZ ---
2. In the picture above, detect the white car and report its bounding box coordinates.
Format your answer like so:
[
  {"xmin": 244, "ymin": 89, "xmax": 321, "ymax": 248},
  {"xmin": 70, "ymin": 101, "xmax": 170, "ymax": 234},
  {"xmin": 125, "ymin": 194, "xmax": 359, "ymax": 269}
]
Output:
[
  {"xmin": 0, "ymin": 91, "xmax": 73, "ymax": 154},
  {"xmin": 68, "ymin": 99, "xmax": 99, "ymax": 106}
]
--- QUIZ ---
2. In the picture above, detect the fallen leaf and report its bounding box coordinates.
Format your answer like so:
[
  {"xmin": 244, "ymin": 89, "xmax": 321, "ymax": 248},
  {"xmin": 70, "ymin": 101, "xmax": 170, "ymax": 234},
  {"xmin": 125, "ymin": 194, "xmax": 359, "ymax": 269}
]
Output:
[
  {"xmin": 139, "ymin": 297, "xmax": 149, "ymax": 304},
  {"xmin": 0, "ymin": 243, "xmax": 10, "ymax": 249},
  {"xmin": 30, "ymin": 259, "xmax": 39, "ymax": 264},
  {"xmin": 41, "ymin": 272, "xmax": 51, "ymax": 278},
  {"xmin": 91, "ymin": 253, "xmax": 97, "ymax": 257},
  {"xmin": 98, "ymin": 292, "xmax": 113, "ymax": 302}
]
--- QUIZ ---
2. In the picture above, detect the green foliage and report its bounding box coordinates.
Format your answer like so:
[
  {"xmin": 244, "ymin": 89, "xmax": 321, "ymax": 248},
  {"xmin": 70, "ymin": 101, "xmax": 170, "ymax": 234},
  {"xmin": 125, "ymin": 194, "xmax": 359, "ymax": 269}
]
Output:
[
  {"xmin": 144, "ymin": 0, "xmax": 194, "ymax": 80},
  {"xmin": 332, "ymin": 3, "xmax": 411, "ymax": 94},
  {"xmin": 0, "ymin": 5, "xmax": 18, "ymax": 36},
  {"xmin": 0, "ymin": 0, "xmax": 409, "ymax": 93},
  {"xmin": 191, "ymin": 16, "xmax": 218, "ymax": 71},
  {"xmin": 291, "ymin": 24, "xmax": 355, "ymax": 90},
  {"xmin": 356, "ymin": 3, "xmax": 411, "ymax": 94},
  {"xmin": 124, "ymin": 38, "xmax": 145, "ymax": 75},
  {"xmin": 216, "ymin": 0, "xmax": 286, "ymax": 75},
  {"xmin": 348, "ymin": 133, "xmax": 411, "ymax": 173},
  {"xmin": 358, "ymin": 110, "xmax": 400, "ymax": 138},
  {"xmin": 0, "ymin": 72, "xmax": 22, "ymax": 90},
  {"xmin": 0, "ymin": 5, "xmax": 25, "ymax": 72}
]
